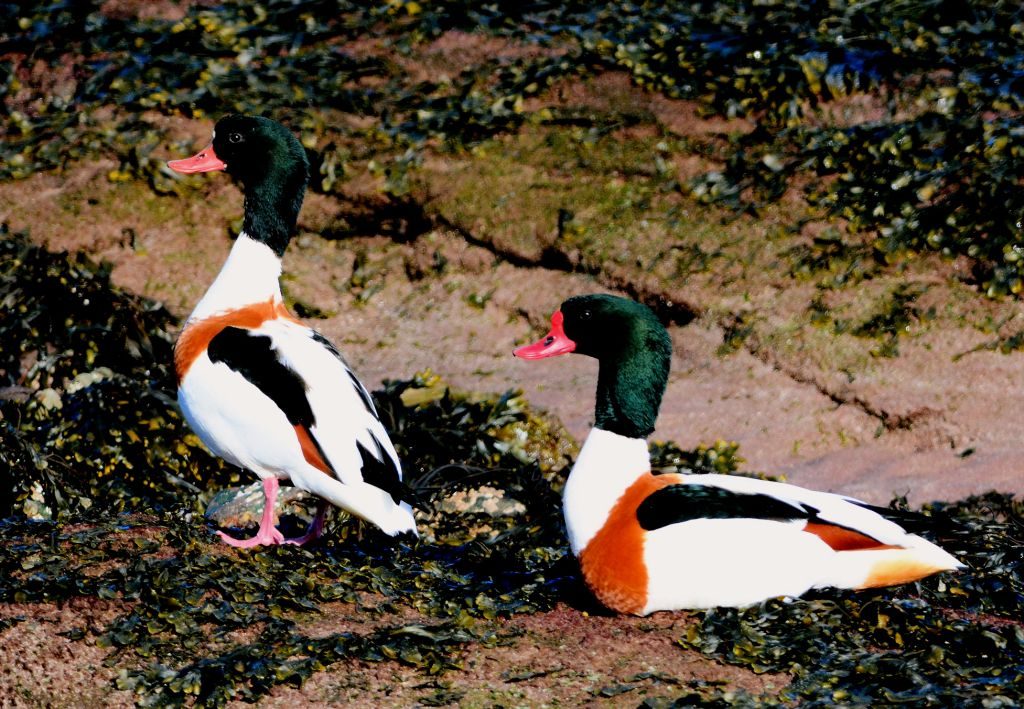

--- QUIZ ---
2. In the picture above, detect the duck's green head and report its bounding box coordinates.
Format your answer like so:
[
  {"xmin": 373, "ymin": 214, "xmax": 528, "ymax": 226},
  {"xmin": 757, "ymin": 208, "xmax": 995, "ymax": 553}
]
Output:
[
  {"xmin": 515, "ymin": 294, "xmax": 672, "ymax": 438},
  {"xmin": 168, "ymin": 115, "xmax": 307, "ymax": 182},
  {"xmin": 167, "ymin": 115, "xmax": 309, "ymax": 256}
]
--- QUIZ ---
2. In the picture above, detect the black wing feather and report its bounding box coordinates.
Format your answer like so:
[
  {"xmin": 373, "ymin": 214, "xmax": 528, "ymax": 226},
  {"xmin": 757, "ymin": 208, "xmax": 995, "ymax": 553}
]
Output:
[
  {"xmin": 357, "ymin": 434, "xmax": 417, "ymax": 506},
  {"xmin": 636, "ymin": 484, "xmax": 815, "ymax": 531},
  {"xmin": 208, "ymin": 326, "xmax": 314, "ymax": 427}
]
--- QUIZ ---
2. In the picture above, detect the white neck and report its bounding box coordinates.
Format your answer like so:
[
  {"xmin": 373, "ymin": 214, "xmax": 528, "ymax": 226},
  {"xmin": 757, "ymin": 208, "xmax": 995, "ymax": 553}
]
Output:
[
  {"xmin": 188, "ymin": 234, "xmax": 283, "ymax": 321},
  {"xmin": 563, "ymin": 427, "xmax": 651, "ymax": 555}
]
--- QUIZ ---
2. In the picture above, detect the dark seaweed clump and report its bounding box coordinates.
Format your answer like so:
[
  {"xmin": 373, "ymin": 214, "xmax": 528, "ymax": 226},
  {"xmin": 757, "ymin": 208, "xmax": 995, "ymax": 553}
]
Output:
[
  {"xmin": 0, "ymin": 225, "xmax": 235, "ymax": 518},
  {"xmin": 1, "ymin": 229, "xmax": 1022, "ymax": 706}
]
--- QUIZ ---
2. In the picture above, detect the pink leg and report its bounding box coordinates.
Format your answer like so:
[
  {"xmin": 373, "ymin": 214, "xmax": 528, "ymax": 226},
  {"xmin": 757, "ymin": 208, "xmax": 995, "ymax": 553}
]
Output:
[
  {"xmin": 285, "ymin": 501, "xmax": 328, "ymax": 546},
  {"xmin": 217, "ymin": 477, "xmax": 287, "ymax": 548}
]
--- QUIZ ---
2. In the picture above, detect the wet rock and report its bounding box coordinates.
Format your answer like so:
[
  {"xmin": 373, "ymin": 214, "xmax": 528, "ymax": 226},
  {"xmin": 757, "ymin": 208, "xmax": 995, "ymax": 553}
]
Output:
[
  {"xmin": 436, "ymin": 485, "xmax": 527, "ymax": 517},
  {"xmin": 204, "ymin": 481, "xmax": 316, "ymax": 528}
]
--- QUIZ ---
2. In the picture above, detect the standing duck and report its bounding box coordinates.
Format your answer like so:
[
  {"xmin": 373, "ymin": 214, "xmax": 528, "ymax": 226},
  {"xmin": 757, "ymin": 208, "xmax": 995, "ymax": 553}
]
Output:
[
  {"xmin": 514, "ymin": 294, "xmax": 961, "ymax": 613},
  {"xmin": 168, "ymin": 115, "xmax": 417, "ymax": 546}
]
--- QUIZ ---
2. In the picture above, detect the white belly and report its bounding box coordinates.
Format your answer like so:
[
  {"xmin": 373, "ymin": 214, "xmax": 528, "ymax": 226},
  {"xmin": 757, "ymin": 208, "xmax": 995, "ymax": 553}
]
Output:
[{"xmin": 178, "ymin": 354, "xmax": 304, "ymax": 479}]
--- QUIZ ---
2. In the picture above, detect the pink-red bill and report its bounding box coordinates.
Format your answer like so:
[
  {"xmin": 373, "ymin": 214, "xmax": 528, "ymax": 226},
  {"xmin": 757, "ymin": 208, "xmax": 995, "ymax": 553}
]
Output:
[
  {"xmin": 167, "ymin": 144, "xmax": 227, "ymax": 174},
  {"xmin": 513, "ymin": 310, "xmax": 576, "ymax": 359}
]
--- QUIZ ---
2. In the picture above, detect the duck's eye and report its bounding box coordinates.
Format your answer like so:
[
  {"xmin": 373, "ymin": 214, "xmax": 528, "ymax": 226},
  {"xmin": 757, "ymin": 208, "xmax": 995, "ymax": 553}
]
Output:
[
  {"xmin": 580, "ymin": 309, "xmax": 592, "ymax": 320},
  {"xmin": 228, "ymin": 132, "xmax": 243, "ymax": 144}
]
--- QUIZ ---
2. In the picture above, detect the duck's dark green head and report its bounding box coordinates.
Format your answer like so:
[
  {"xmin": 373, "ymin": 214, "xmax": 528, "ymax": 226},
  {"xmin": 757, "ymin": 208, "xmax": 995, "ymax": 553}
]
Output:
[
  {"xmin": 168, "ymin": 115, "xmax": 309, "ymax": 256},
  {"xmin": 209, "ymin": 115, "xmax": 308, "ymax": 186},
  {"xmin": 515, "ymin": 294, "xmax": 672, "ymax": 438}
]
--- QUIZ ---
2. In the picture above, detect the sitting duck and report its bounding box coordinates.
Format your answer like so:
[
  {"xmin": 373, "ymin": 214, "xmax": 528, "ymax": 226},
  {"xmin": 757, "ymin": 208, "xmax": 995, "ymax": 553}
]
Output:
[{"xmin": 514, "ymin": 294, "xmax": 961, "ymax": 613}]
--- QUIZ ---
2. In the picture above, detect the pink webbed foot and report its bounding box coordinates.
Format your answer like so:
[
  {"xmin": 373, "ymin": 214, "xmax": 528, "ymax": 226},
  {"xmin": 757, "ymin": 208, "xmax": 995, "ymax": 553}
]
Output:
[
  {"xmin": 216, "ymin": 477, "xmax": 289, "ymax": 548},
  {"xmin": 217, "ymin": 525, "xmax": 287, "ymax": 548}
]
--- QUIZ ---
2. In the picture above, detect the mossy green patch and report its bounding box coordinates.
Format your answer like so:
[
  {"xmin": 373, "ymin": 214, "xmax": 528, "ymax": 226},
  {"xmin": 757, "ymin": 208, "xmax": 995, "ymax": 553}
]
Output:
[
  {"xmin": 423, "ymin": 127, "xmax": 745, "ymax": 278},
  {"xmin": 3, "ymin": 0, "xmax": 1023, "ymax": 295}
]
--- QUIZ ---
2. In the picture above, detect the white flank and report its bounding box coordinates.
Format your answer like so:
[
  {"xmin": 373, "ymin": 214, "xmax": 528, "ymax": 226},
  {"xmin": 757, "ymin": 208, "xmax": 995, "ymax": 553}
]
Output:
[
  {"xmin": 642, "ymin": 517, "xmax": 837, "ymax": 611},
  {"xmin": 179, "ymin": 355, "xmax": 301, "ymax": 476}
]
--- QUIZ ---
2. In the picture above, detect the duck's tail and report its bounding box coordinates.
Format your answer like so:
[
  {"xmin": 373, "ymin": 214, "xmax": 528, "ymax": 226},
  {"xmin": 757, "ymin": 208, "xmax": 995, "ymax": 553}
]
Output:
[
  {"xmin": 820, "ymin": 534, "xmax": 964, "ymax": 591},
  {"xmin": 292, "ymin": 466, "xmax": 419, "ymax": 537}
]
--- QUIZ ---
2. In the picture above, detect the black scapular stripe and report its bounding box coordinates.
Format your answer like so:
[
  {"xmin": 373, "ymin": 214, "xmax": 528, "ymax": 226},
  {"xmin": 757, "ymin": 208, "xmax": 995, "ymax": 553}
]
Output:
[
  {"xmin": 357, "ymin": 434, "xmax": 415, "ymax": 506},
  {"xmin": 848, "ymin": 499, "xmax": 945, "ymax": 532},
  {"xmin": 311, "ymin": 331, "xmax": 378, "ymax": 416},
  {"xmin": 347, "ymin": 370, "xmax": 378, "ymax": 417},
  {"xmin": 636, "ymin": 484, "xmax": 814, "ymax": 531},
  {"xmin": 208, "ymin": 326, "xmax": 314, "ymax": 427}
]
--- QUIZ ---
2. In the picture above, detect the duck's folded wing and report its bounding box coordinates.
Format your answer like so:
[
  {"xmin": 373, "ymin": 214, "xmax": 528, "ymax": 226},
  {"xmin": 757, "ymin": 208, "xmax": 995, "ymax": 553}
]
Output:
[
  {"xmin": 309, "ymin": 331, "xmax": 379, "ymax": 417},
  {"xmin": 207, "ymin": 324, "xmax": 412, "ymax": 505},
  {"xmin": 637, "ymin": 478, "xmax": 904, "ymax": 552}
]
